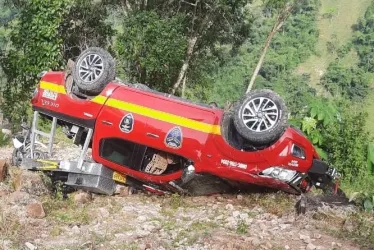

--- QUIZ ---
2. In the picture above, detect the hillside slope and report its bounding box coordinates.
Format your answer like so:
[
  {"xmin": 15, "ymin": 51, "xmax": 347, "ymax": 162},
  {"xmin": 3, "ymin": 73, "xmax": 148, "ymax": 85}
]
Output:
[
  {"xmin": 297, "ymin": 0, "xmax": 371, "ymax": 90},
  {"xmin": 297, "ymin": 0, "xmax": 374, "ymax": 133}
]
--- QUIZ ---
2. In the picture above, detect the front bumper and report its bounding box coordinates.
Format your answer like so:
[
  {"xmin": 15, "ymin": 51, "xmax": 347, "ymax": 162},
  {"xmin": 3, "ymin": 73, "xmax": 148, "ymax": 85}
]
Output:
[
  {"xmin": 287, "ymin": 159, "xmax": 340, "ymax": 193},
  {"xmin": 308, "ymin": 159, "xmax": 340, "ymax": 189}
]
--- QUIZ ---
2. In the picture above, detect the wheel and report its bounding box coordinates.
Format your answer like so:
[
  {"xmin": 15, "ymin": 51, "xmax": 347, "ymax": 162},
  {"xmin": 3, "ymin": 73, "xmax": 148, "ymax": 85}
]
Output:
[
  {"xmin": 12, "ymin": 148, "xmax": 24, "ymax": 167},
  {"xmin": 72, "ymin": 47, "xmax": 116, "ymax": 95},
  {"xmin": 233, "ymin": 89, "xmax": 288, "ymax": 145},
  {"xmin": 24, "ymin": 149, "xmax": 47, "ymax": 160}
]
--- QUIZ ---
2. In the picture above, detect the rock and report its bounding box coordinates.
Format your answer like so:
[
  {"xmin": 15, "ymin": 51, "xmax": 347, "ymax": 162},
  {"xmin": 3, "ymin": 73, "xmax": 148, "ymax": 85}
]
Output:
[
  {"xmin": 225, "ymin": 204, "xmax": 234, "ymax": 210},
  {"xmin": 216, "ymin": 215, "xmax": 223, "ymax": 220},
  {"xmin": 216, "ymin": 196, "xmax": 224, "ymax": 201},
  {"xmin": 8, "ymin": 191, "xmax": 31, "ymax": 205},
  {"xmin": 137, "ymin": 215, "xmax": 147, "ymax": 222},
  {"xmin": 98, "ymin": 207, "xmax": 110, "ymax": 218},
  {"xmin": 285, "ymin": 245, "xmax": 290, "ymax": 250},
  {"xmin": 313, "ymin": 233, "xmax": 321, "ymax": 239},
  {"xmin": 73, "ymin": 191, "xmax": 92, "ymax": 204},
  {"xmin": 25, "ymin": 242, "xmax": 37, "ymax": 250},
  {"xmin": 115, "ymin": 185, "xmax": 129, "ymax": 197},
  {"xmin": 114, "ymin": 233, "xmax": 125, "ymax": 239},
  {"xmin": 343, "ymin": 218, "xmax": 355, "ymax": 233},
  {"xmin": 1, "ymin": 129, "xmax": 12, "ymax": 136},
  {"xmin": 250, "ymin": 237, "xmax": 261, "ymax": 246},
  {"xmin": 236, "ymin": 194, "xmax": 243, "ymax": 200},
  {"xmin": 306, "ymin": 243, "xmax": 316, "ymax": 250},
  {"xmin": 0, "ymin": 189, "xmax": 9, "ymax": 197},
  {"xmin": 26, "ymin": 202, "xmax": 45, "ymax": 218},
  {"xmin": 232, "ymin": 211, "xmax": 240, "ymax": 217},
  {"xmin": 13, "ymin": 171, "xmax": 49, "ymax": 196},
  {"xmin": 0, "ymin": 159, "xmax": 8, "ymax": 182},
  {"xmin": 299, "ymin": 234, "xmax": 310, "ymax": 241},
  {"xmin": 239, "ymin": 213, "xmax": 249, "ymax": 220}
]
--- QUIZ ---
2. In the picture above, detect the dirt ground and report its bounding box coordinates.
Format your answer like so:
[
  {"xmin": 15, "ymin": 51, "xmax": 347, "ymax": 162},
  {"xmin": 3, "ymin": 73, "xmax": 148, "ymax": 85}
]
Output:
[{"xmin": 0, "ymin": 146, "xmax": 372, "ymax": 250}]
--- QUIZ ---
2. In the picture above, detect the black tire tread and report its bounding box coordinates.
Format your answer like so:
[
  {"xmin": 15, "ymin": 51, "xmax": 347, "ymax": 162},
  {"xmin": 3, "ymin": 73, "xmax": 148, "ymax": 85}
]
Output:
[{"xmin": 72, "ymin": 47, "xmax": 116, "ymax": 95}]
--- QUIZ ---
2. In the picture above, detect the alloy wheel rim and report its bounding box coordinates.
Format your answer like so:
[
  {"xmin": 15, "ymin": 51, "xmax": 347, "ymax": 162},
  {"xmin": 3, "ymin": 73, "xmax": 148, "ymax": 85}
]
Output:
[
  {"xmin": 241, "ymin": 97, "xmax": 279, "ymax": 132},
  {"xmin": 78, "ymin": 53, "xmax": 104, "ymax": 83}
]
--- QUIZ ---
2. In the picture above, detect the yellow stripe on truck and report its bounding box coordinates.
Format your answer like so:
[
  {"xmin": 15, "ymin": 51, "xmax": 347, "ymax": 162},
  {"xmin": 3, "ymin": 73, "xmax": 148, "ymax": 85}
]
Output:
[
  {"xmin": 91, "ymin": 95, "xmax": 107, "ymax": 105},
  {"xmin": 40, "ymin": 81, "xmax": 66, "ymax": 94},
  {"xmin": 106, "ymin": 98, "xmax": 221, "ymax": 135},
  {"xmin": 39, "ymin": 81, "xmax": 221, "ymax": 135}
]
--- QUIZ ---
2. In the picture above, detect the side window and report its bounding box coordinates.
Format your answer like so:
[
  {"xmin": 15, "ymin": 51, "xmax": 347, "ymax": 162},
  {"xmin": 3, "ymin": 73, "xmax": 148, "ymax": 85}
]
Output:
[{"xmin": 100, "ymin": 138, "xmax": 135, "ymax": 167}]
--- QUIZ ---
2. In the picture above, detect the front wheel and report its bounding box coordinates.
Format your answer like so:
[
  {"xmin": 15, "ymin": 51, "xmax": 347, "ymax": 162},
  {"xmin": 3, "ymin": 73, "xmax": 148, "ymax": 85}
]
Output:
[{"xmin": 24, "ymin": 149, "xmax": 47, "ymax": 161}]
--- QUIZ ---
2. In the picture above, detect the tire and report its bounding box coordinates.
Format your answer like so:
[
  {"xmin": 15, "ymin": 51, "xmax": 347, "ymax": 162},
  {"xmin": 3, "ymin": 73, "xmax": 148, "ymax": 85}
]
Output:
[
  {"xmin": 24, "ymin": 149, "xmax": 47, "ymax": 160},
  {"xmin": 12, "ymin": 148, "xmax": 23, "ymax": 167},
  {"xmin": 221, "ymin": 110, "xmax": 244, "ymax": 150},
  {"xmin": 72, "ymin": 47, "xmax": 116, "ymax": 95},
  {"xmin": 233, "ymin": 89, "xmax": 288, "ymax": 145}
]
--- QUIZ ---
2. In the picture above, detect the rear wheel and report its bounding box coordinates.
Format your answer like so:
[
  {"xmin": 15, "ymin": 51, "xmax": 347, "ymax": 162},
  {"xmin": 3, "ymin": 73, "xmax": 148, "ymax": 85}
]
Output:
[
  {"xmin": 72, "ymin": 47, "xmax": 116, "ymax": 95},
  {"xmin": 233, "ymin": 89, "xmax": 288, "ymax": 145}
]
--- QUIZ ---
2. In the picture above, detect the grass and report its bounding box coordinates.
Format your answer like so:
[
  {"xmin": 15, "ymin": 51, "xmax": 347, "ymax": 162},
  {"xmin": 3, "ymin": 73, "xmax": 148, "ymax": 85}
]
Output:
[
  {"xmin": 237, "ymin": 192, "xmax": 295, "ymax": 216},
  {"xmin": 42, "ymin": 194, "xmax": 93, "ymax": 226},
  {"xmin": 296, "ymin": 0, "xmax": 372, "ymax": 93}
]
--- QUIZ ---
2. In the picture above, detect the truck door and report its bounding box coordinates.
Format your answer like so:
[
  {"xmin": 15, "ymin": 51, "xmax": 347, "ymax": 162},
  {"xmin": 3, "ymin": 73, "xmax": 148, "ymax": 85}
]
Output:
[
  {"xmin": 92, "ymin": 86, "xmax": 150, "ymax": 173},
  {"xmin": 139, "ymin": 93, "xmax": 219, "ymax": 161}
]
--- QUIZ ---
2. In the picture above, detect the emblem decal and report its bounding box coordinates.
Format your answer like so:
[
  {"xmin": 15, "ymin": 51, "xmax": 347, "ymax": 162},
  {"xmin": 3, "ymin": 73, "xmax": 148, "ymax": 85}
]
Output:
[
  {"xmin": 119, "ymin": 113, "xmax": 134, "ymax": 133},
  {"xmin": 165, "ymin": 127, "xmax": 183, "ymax": 149}
]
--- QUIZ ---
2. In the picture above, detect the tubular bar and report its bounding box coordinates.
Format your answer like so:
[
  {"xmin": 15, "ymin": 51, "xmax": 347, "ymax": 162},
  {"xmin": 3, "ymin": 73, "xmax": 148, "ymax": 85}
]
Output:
[
  {"xmin": 77, "ymin": 128, "xmax": 93, "ymax": 170},
  {"xmin": 30, "ymin": 111, "xmax": 58, "ymax": 158}
]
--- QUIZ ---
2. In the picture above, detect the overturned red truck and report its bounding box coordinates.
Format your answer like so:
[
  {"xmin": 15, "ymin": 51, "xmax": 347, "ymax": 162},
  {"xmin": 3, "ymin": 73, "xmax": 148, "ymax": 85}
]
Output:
[{"xmin": 27, "ymin": 47, "xmax": 339, "ymax": 196}]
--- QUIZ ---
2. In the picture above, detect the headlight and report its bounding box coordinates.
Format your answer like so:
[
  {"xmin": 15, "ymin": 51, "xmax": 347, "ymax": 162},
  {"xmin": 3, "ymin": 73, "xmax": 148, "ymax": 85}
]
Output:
[
  {"xmin": 291, "ymin": 144, "xmax": 305, "ymax": 159},
  {"xmin": 261, "ymin": 167, "xmax": 297, "ymax": 182}
]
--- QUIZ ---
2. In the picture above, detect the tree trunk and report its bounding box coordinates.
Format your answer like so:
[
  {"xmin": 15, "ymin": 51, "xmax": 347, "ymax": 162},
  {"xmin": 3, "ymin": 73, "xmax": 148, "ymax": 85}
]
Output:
[
  {"xmin": 246, "ymin": 4, "xmax": 295, "ymax": 93},
  {"xmin": 246, "ymin": 23, "xmax": 282, "ymax": 93},
  {"xmin": 181, "ymin": 75, "xmax": 187, "ymax": 98},
  {"xmin": 171, "ymin": 36, "xmax": 197, "ymax": 94}
]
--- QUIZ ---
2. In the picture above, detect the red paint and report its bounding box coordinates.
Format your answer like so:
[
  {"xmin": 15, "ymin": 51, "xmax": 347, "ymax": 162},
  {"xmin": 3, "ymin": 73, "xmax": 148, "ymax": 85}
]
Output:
[{"xmin": 32, "ymin": 72, "xmax": 322, "ymax": 194}]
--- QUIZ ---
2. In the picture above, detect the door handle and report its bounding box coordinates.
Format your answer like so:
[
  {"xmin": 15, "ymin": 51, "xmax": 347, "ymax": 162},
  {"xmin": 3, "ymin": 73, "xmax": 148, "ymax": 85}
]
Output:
[
  {"xmin": 101, "ymin": 120, "xmax": 113, "ymax": 126},
  {"xmin": 146, "ymin": 133, "xmax": 159, "ymax": 138}
]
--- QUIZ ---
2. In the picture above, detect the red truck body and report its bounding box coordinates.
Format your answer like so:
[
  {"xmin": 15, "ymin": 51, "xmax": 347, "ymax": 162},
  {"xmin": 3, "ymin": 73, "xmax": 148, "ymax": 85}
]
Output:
[{"xmin": 31, "ymin": 71, "xmax": 331, "ymax": 195}]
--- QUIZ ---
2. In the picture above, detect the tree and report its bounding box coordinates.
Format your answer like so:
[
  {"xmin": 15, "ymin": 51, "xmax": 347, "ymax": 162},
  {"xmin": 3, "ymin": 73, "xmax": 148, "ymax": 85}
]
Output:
[
  {"xmin": 353, "ymin": 2, "xmax": 374, "ymax": 72},
  {"xmin": 321, "ymin": 62, "xmax": 369, "ymax": 100},
  {"xmin": 0, "ymin": 0, "xmax": 71, "ymax": 122},
  {"xmin": 246, "ymin": 0, "xmax": 296, "ymax": 93},
  {"xmin": 110, "ymin": 0, "xmax": 251, "ymax": 93},
  {"xmin": 61, "ymin": 0, "xmax": 114, "ymax": 60},
  {"xmin": 0, "ymin": 0, "xmax": 113, "ymax": 123},
  {"xmin": 116, "ymin": 11, "xmax": 187, "ymax": 90}
]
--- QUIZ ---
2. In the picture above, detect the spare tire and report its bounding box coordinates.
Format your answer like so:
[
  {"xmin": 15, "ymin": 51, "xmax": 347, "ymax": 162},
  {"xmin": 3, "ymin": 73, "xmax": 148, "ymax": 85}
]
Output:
[
  {"xmin": 72, "ymin": 47, "xmax": 116, "ymax": 95},
  {"xmin": 233, "ymin": 89, "xmax": 288, "ymax": 145}
]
